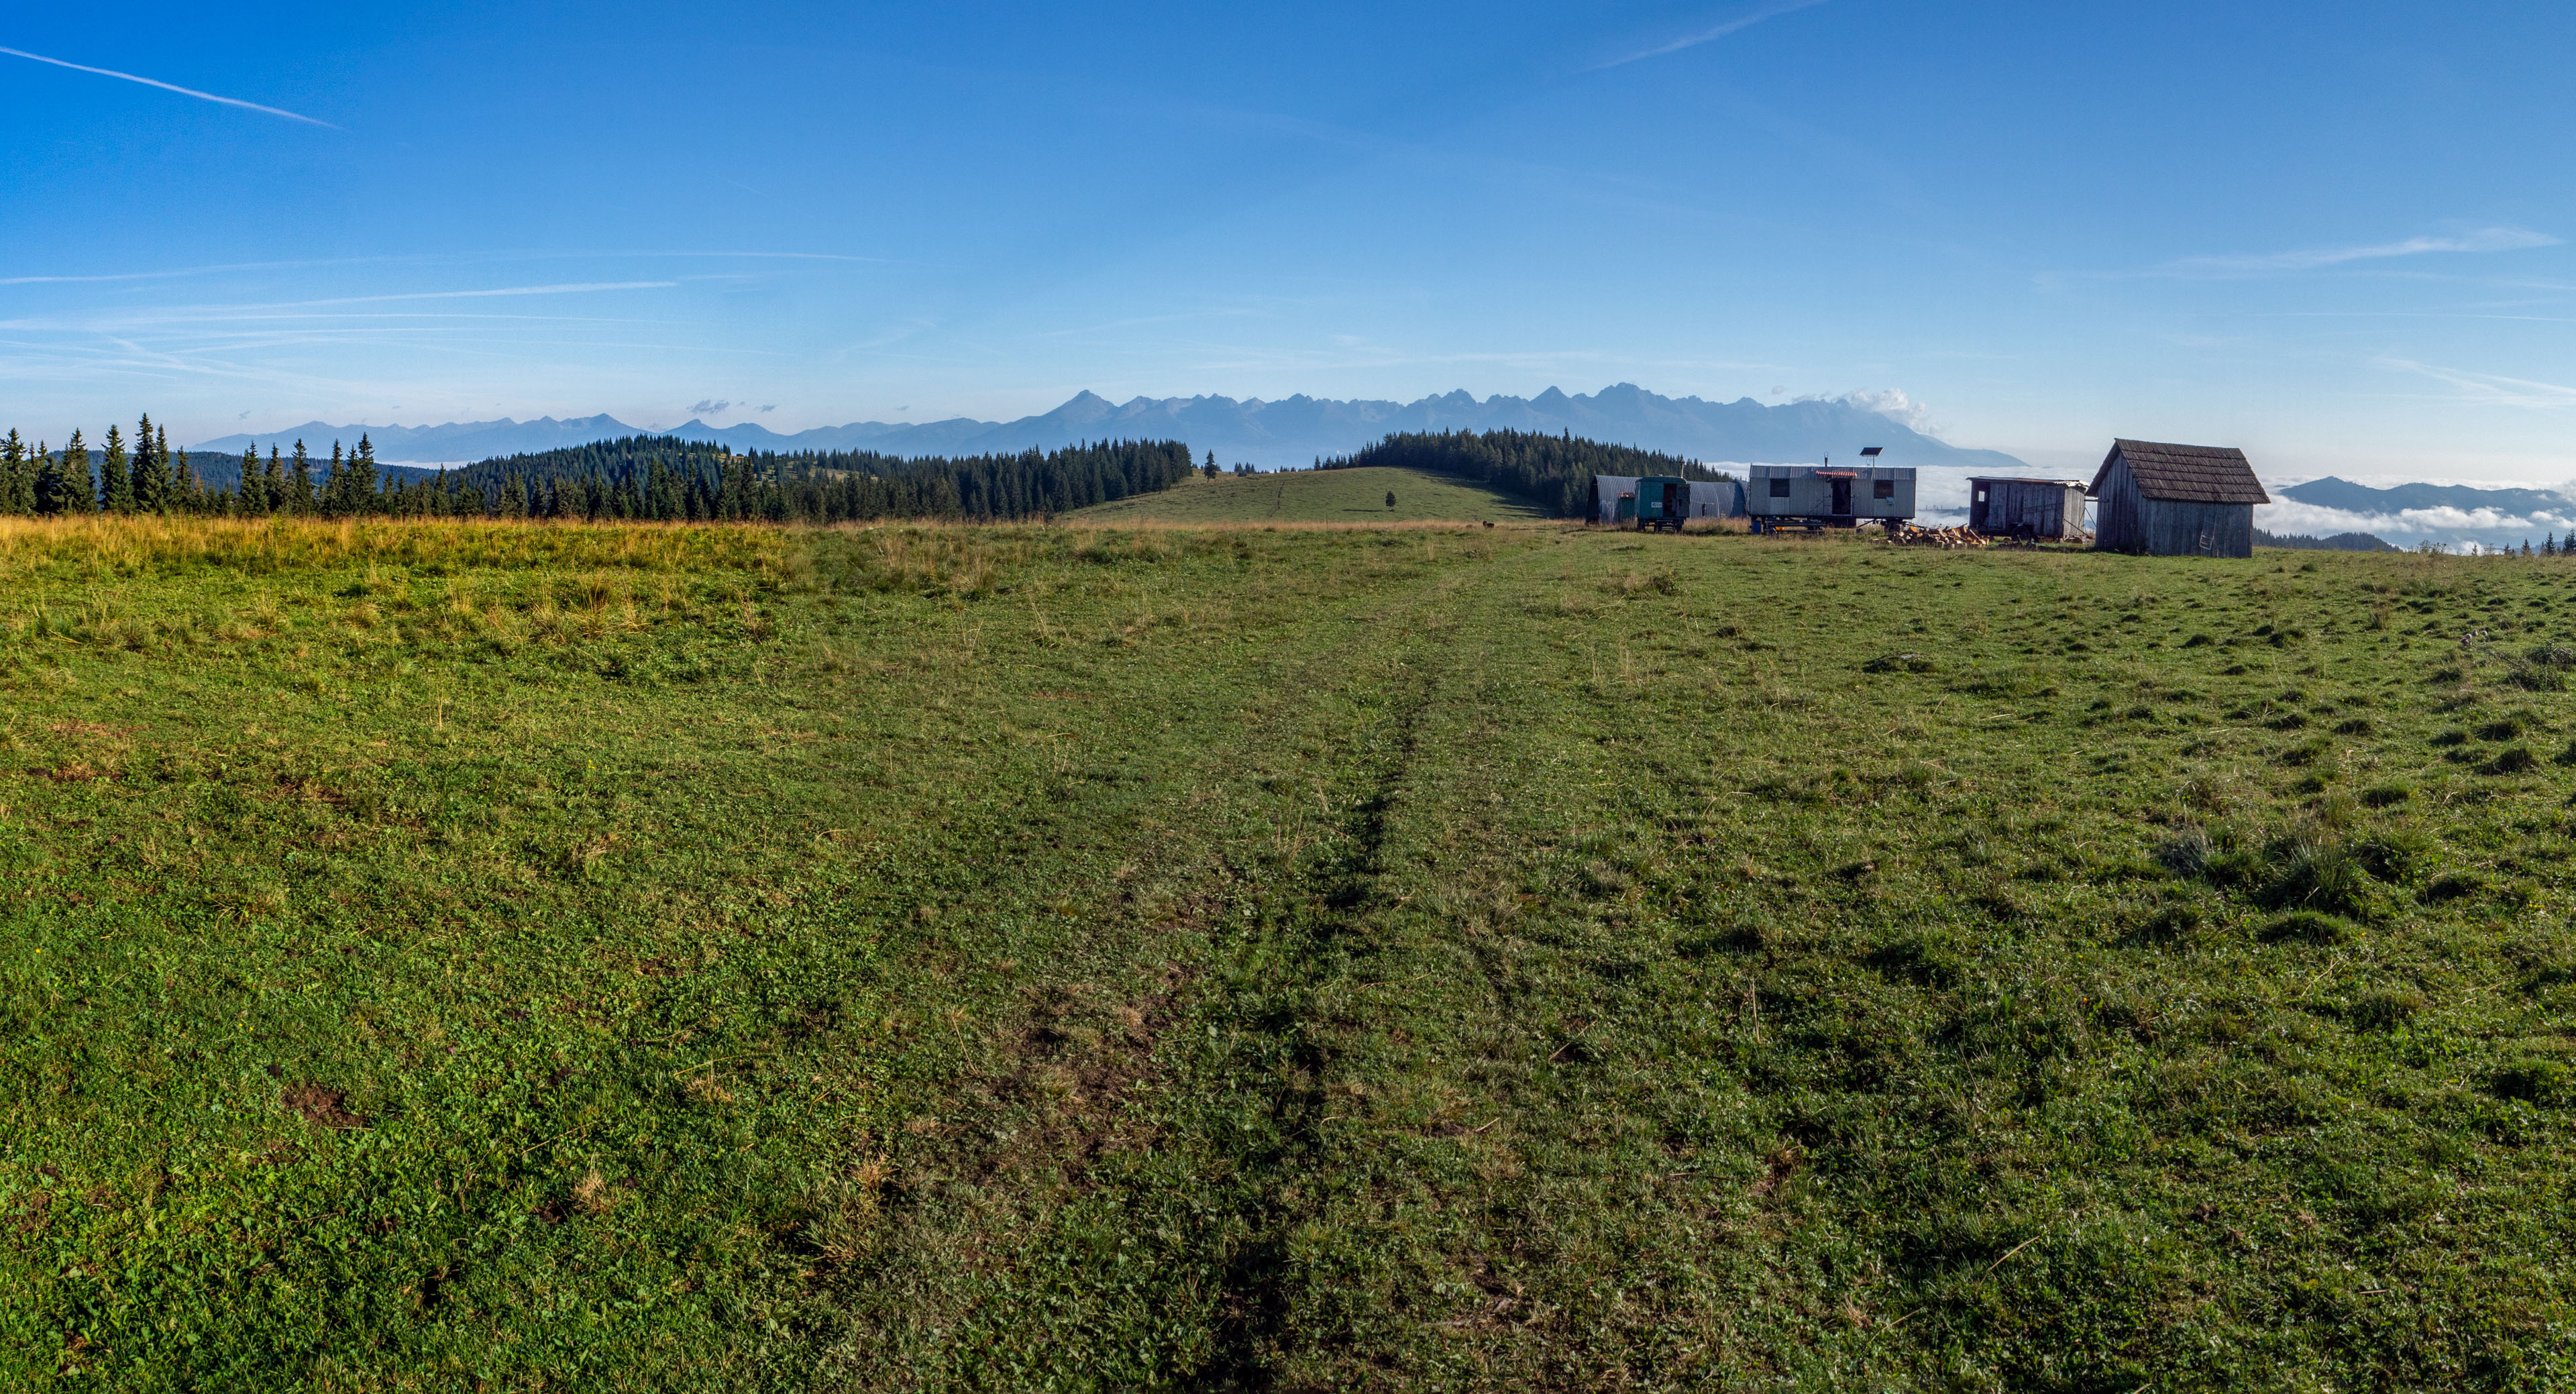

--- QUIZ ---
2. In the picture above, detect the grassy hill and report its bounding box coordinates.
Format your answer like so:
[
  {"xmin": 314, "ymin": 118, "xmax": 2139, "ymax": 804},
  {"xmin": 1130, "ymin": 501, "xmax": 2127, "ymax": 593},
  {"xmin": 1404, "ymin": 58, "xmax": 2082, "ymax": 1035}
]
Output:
[
  {"xmin": 4, "ymin": 517, "xmax": 2575, "ymax": 1387},
  {"xmin": 1067, "ymin": 464, "xmax": 1544, "ymax": 523}
]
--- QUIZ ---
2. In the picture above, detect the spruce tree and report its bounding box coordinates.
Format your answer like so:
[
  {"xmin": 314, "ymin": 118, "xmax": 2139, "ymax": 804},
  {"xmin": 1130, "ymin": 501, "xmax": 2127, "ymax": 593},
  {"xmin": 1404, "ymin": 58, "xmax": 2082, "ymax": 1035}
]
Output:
[
  {"xmin": 100, "ymin": 425, "xmax": 132, "ymax": 513},
  {"xmin": 266, "ymin": 447, "xmax": 288, "ymax": 513},
  {"xmin": 290, "ymin": 441, "xmax": 314, "ymax": 513},
  {"xmin": 349, "ymin": 435, "xmax": 380, "ymax": 514},
  {"xmin": 164, "ymin": 427, "xmax": 194, "ymax": 513},
  {"xmin": 40, "ymin": 431, "xmax": 92, "ymax": 515},
  {"xmin": 0, "ymin": 429, "xmax": 25, "ymax": 514},
  {"xmin": 322, "ymin": 440, "xmax": 347, "ymax": 515},
  {"xmin": 131, "ymin": 414, "xmax": 168, "ymax": 511},
  {"xmin": 31, "ymin": 441, "xmax": 61, "ymax": 515}
]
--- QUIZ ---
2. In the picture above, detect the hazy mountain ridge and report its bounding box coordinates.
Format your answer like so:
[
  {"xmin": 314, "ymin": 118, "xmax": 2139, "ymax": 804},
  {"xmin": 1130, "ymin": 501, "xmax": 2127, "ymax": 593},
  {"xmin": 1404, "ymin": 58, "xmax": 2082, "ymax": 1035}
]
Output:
[
  {"xmin": 195, "ymin": 386, "xmax": 2031, "ymax": 472},
  {"xmin": 2279, "ymin": 476, "xmax": 2574, "ymax": 516},
  {"xmin": 2261, "ymin": 475, "xmax": 2576, "ymax": 554}
]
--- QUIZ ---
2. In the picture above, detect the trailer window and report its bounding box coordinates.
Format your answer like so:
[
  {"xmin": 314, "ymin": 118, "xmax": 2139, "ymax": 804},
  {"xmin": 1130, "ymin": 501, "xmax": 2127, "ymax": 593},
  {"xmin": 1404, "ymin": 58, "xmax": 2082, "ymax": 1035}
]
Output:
[
  {"xmin": 1768, "ymin": 477, "xmax": 1791, "ymax": 498},
  {"xmin": 1872, "ymin": 479, "xmax": 1894, "ymax": 500}
]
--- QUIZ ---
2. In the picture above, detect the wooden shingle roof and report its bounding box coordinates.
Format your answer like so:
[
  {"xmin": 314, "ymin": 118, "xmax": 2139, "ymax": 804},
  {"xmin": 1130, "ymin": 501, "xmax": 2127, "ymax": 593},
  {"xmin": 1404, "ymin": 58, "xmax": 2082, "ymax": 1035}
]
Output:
[{"xmin": 2090, "ymin": 439, "xmax": 2269, "ymax": 505}]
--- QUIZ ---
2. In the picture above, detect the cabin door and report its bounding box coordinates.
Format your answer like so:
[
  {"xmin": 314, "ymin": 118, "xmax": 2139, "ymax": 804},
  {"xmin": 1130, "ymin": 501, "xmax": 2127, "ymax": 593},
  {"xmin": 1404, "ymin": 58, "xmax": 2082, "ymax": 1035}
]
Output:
[{"xmin": 1830, "ymin": 479, "xmax": 1852, "ymax": 515}]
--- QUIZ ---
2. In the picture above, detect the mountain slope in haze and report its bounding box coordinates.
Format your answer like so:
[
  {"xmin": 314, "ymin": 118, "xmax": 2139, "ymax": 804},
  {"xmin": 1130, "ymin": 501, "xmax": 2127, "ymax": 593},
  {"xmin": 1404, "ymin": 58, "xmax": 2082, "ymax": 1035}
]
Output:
[
  {"xmin": 193, "ymin": 415, "xmax": 653, "ymax": 465},
  {"xmin": 2279, "ymin": 476, "xmax": 2573, "ymax": 517},
  {"xmin": 196, "ymin": 386, "xmax": 2029, "ymax": 472}
]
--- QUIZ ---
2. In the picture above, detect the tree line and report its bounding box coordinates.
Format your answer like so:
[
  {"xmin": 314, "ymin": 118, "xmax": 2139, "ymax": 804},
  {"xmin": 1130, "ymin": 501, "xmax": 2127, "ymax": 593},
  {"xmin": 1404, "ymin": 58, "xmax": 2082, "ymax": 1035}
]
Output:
[
  {"xmin": 1316, "ymin": 430, "xmax": 1728, "ymax": 517},
  {"xmin": 0, "ymin": 424, "xmax": 1195, "ymax": 523}
]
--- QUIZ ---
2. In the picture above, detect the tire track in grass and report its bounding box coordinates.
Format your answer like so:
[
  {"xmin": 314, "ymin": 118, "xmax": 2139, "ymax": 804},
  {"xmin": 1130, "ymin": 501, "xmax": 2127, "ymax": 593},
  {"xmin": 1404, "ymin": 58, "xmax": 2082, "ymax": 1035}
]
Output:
[
  {"xmin": 796, "ymin": 539, "xmax": 1497, "ymax": 1389},
  {"xmin": 1197, "ymin": 623, "xmax": 1449, "ymax": 1386}
]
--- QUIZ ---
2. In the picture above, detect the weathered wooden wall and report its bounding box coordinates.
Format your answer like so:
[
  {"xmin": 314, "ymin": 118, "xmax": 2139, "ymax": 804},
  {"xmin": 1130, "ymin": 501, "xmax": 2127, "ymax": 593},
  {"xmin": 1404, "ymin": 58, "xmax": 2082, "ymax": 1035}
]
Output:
[
  {"xmin": 2141, "ymin": 500, "xmax": 2255, "ymax": 557},
  {"xmin": 1972, "ymin": 480, "xmax": 2086, "ymax": 537},
  {"xmin": 2091, "ymin": 458, "xmax": 2253, "ymax": 556}
]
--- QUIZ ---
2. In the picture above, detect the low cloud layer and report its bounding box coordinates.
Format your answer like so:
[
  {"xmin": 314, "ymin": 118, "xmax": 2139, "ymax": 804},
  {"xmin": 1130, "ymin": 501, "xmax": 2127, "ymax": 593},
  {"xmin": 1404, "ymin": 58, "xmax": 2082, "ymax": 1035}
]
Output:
[
  {"xmin": 2257, "ymin": 497, "xmax": 2576, "ymax": 551},
  {"xmin": 689, "ymin": 398, "xmax": 731, "ymax": 416}
]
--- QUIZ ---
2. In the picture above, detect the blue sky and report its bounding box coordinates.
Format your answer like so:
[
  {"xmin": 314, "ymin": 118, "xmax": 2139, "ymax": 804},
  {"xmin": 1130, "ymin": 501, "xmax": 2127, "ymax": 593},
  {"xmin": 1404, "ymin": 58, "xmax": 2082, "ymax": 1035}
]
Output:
[{"xmin": 4, "ymin": 0, "xmax": 2573, "ymax": 482}]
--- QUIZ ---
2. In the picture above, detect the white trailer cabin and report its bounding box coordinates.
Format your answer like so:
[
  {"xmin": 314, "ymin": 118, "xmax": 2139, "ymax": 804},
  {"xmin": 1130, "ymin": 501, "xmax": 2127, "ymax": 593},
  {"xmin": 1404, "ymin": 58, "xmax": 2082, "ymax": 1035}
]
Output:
[{"xmin": 1745, "ymin": 464, "xmax": 1916, "ymax": 531}]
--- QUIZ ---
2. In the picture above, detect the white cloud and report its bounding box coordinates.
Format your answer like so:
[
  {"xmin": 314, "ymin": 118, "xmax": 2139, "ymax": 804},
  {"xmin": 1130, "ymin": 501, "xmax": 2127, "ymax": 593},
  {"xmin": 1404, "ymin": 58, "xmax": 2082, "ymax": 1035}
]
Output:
[
  {"xmin": 2158, "ymin": 226, "xmax": 2557, "ymax": 276},
  {"xmin": 2256, "ymin": 498, "xmax": 2576, "ymax": 544},
  {"xmin": 1837, "ymin": 387, "xmax": 1937, "ymax": 434},
  {"xmin": 690, "ymin": 398, "xmax": 732, "ymax": 415},
  {"xmin": 2380, "ymin": 358, "xmax": 2576, "ymax": 410}
]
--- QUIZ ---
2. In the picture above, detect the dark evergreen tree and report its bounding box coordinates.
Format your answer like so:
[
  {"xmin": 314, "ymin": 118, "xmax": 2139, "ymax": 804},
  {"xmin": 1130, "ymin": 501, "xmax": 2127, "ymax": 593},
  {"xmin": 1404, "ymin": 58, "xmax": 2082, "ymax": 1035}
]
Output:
[
  {"xmin": 131, "ymin": 414, "xmax": 170, "ymax": 511},
  {"xmin": 0, "ymin": 430, "xmax": 27, "ymax": 514},
  {"xmin": 39, "ymin": 431, "xmax": 92, "ymax": 515},
  {"xmin": 100, "ymin": 425, "xmax": 133, "ymax": 513},
  {"xmin": 290, "ymin": 441, "xmax": 315, "ymax": 513},
  {"xmin": 346, "ymin": 435, "xmax": 381, "ymax": 514}
]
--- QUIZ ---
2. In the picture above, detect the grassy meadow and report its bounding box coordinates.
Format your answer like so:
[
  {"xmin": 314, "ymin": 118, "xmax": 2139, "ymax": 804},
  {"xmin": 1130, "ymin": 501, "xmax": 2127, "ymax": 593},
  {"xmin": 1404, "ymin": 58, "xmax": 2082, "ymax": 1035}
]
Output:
[
  {"xmin": 3, "ymin": 514, "xmax": 2574, "ymax": 1389},
  {"xmin": 1067, "ymin": 465, "xmax": 1547, "ymax": 525}
]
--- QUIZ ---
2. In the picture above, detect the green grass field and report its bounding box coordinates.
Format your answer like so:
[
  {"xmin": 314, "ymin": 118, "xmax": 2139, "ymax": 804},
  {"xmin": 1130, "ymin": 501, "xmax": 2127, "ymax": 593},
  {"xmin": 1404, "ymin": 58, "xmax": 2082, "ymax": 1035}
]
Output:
[
  {"xmin": 1068, "ymin": 466, "xmax": 1545, "ymax": 524},
  {"xmin": 5, "ymin": 515, "xmax": 2575, "ymax": 1389}
]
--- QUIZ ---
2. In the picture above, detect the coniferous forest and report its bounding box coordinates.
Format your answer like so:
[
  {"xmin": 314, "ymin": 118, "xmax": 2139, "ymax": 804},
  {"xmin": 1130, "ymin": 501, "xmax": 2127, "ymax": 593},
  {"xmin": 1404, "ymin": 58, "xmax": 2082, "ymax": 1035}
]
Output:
[
  {"xmin": 1318, "ymin": 429, "xmax": 1729, "ymax": 517},
  {"xmin": 0, "ymin": 424, "xmax": 1195, "ymax": 523}
]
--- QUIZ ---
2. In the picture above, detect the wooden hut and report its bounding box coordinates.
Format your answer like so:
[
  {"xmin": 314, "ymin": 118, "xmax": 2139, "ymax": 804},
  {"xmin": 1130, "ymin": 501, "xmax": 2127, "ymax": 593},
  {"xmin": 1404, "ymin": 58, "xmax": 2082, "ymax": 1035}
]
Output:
[
  {"xmin": 1968, "ymin": 477, "xmax": 2089, "ymax": 540},
  {"xmin": 2088, "ymin": 440, "xmax": 2267, "ymax": 557}
]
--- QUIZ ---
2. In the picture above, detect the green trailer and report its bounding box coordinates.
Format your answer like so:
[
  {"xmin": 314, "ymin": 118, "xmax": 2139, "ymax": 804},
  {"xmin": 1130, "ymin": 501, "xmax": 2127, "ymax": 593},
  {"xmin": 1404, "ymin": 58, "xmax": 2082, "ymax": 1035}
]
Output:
[{"xmin": 1631, "ymin": 476, "xmax": 1686, "ymax": 532}]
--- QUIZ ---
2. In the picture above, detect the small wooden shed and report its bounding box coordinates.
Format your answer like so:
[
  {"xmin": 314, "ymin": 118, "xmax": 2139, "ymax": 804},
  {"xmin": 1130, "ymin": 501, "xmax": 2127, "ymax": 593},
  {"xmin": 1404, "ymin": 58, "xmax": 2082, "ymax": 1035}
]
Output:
[
  {"xmin": 1968, "ymin": 477, "xmax": 2088, "ymax": 540},
  {"xmin": 2088, "ymin": 440, "xmax": 2268, "ymax": 557}
]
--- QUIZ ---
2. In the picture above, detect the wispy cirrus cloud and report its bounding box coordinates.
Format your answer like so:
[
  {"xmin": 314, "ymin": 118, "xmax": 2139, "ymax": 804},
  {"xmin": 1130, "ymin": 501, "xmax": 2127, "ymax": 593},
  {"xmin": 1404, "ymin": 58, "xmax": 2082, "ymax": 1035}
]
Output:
[
  {"xmin": 2157, "ymin": 226, "xmax": 2558, "ymax": 277},
  {"xmin": 2381, "ymin": 357, "xmax": 2576, "ymax": 410},
  {"xmin": 0, "ymin": 46, "xmax": 336, "ymax": 128},
  {"xmin": 1593, "ymin": 0, "xmax": 1829, "ymax": 70}
]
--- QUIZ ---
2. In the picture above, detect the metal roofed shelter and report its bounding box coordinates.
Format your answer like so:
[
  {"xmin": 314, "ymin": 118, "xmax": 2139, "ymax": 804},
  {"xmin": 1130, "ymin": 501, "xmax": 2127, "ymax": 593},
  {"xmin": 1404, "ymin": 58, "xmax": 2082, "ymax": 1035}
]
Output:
[
  {"xmin": 1587, "ymin": 475, "xmax": 1639, "ymax": 524},
  {"xmin": 1744, "ymin": 463, "xmax": 1916, "ymax": 532},
  {"xmin": 1968, "ymin": 477, "xmax": 2090, "ymax": 540},
  {"xmin": 1587, "ymin": 475, "xmax": 1744, "ymax": 525},
  {"xmin": 2088, "ymin": 440, "xmax": 2269, "ymax": 557}
]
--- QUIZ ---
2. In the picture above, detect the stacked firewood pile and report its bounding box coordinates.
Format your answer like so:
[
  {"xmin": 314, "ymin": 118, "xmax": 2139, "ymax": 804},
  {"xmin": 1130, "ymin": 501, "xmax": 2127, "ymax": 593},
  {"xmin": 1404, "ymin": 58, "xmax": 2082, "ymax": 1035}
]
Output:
[{"xmin": 1882, "ymin": 521, "xmax": 1990, "ymax": 549}]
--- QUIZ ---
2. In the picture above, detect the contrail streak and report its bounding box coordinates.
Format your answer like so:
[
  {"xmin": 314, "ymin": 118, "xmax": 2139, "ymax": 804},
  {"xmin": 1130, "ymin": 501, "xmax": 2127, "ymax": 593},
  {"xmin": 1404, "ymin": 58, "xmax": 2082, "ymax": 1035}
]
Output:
[
  {"xmin": 1594, "ymin": 0, "xmax": 1831, "ymax": 69},
  {"xmin": 0, "ymin": 46, "xmax": 338, "ymax": 128}
]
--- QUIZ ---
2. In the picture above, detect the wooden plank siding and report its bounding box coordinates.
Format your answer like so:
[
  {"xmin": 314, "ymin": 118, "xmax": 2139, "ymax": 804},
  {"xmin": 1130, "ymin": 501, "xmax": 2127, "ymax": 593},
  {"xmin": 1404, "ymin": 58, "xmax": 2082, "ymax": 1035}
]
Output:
[
  {"xmin": 1968, "ymin": 478, "xmax": 2088, "ymax": 539},
  {"xmin": 2089, "ymin": 445, "xmax": 2260, "ymax": 557}
]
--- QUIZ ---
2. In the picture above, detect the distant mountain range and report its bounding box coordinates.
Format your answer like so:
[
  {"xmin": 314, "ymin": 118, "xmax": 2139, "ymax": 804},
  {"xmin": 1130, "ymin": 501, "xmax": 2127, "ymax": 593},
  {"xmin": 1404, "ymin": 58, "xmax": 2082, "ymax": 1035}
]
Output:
[
  {"xmin": 2277, "ymin": 476, "xmax": 2572, "ymax": 517},
  {"xmin": 2263, "ymin": 475, "xmax": 2576, "ymax": 554},
  {"xmin": 194, "ymin": 385, "xmax": 2033, "ymax": 472}
]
